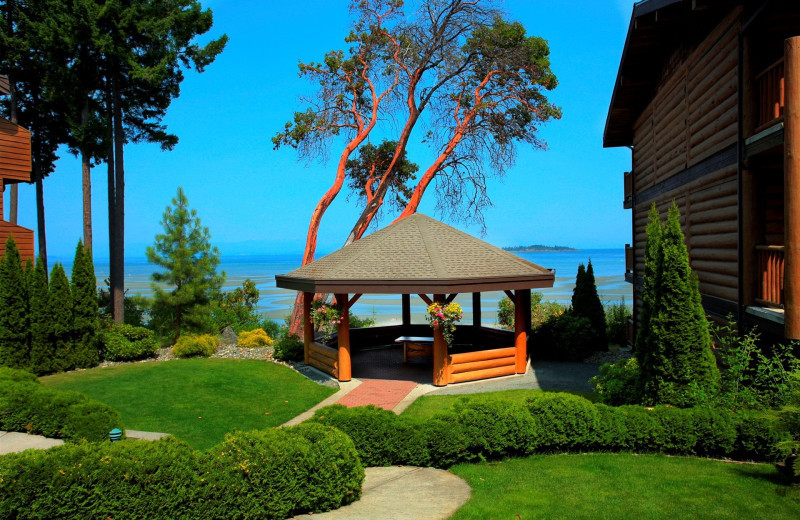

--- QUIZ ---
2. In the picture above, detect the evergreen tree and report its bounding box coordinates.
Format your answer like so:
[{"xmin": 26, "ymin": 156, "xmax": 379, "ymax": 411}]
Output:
[
  {"xmin": 635, "ymin": 204, "xmax": 663, "ymax": 383},
  {"xmin": 71, "ymin": 241, "xmax": 98, "ymax": 368},
  {"xmin": 0, "ymin": 237, "xmax": 30, "ymax": 369},
  {"xmin": 146, "ymin": 187, "xmax": 224, "ymax": 343},
  {"xmin": 28, "ymin": 255, "xmax": 53, "ymax": 375},
  {"xmin": 49, "ymin": 263, "xmax": 74, "ymax": 372},
  {"xmin": 639, "ymin": 202, "xmax": 720, "ymax": 406},
  {"xmin": 571, "ymin": 260, "xmax": 607, "ymax": 350}
]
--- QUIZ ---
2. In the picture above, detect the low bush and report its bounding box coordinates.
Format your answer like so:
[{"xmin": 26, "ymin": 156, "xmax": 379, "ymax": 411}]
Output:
[
  {"xmin": 273, "ymin": 332, "xmax": 304, "ymax": 362},
  {"xmin": 0, "ymin": 425, "xmax": 364, "ymax": 519},
  {"xmin": 605, "ymin": 299, "xmax": 631, "ymax": 347},
  {"xmin": 172, "ymin": 334, "xmax": 217, "ymax": 358},
  {"xmin": 531, "ymin": 310, "xmax": 596, "ymax": 361},
  {"xmin": 497, "ymin": 292, "xmax": 566, "ymax": 330},
  {"xmin": 237, "ymin": 328, "xmax": 274, "ymax": 348},
  {"xmin": 0, "ymin": 378, "xmax": 122, "ymax": 443},
  {"xmin": 100, "ymin": 324, "xmax": 159, "ymax": 361},
  {"xmin": 590, "ymin": 357, "xmax": 642, "ymax": 405},
  {"xmin": 313, "ymin": 395, "xmax": 790, "ymax": 469},
  {"xmin": 0, "ymin": 366, "xmax": 38, "ymax": 383}
]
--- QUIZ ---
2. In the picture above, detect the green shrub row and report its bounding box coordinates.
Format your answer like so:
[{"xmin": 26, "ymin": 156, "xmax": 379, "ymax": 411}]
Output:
[
  {"xmin": 0, "ymin": 423, "xmax": 364, "ymax": 520},
  {"xmin": 99, "ymin": 324, "xmax": 159, "ymax": 361},
  {"xmin": 311, "ymin": 394, "xmax": 789, "ymax": 469},
  {"xmin": 0, "ymin": 374, "xmax": 122, "ymax": 443}
]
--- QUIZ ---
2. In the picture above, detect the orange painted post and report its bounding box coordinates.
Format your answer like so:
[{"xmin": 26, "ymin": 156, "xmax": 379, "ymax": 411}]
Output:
[
  {"xmin": 432, "ymin": 325, "xmax": 448, "ymax": 386},
  {"xmin": 514, "ymin": 290, "xmax": 527, "ymax": 373},
  {"xmin": 302, "ymin": 292, "xmax": 313, "ymax": 364},
  {"xmin": 335, "ymin": 293, "xmax": 352, "ymax": 381},
  {"xmin": 786, "ymin": 37, "xmax": 800, "ymax": 339}
]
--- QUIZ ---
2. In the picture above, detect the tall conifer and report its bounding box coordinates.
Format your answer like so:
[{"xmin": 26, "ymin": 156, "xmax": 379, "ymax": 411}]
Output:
[
  {"xmin": 572, "ymin": 260, "xmax": 607, "ymax": 350},
  {"xmin": 636, "ymin": 204, "xmax": 663, "ymax": 383},
  {"xmin": 0, "ymin": 237, "xmax": 30, "ymax": 369},
  {"xmin": 639, "ymin": 202, "xmax": 719, "ymax": 406},
  {"xmin": 28, "ymin": 256, "xmax": 53, "ymax": 374},
  {"xmin": 71, "ymin": 241, "xmax": 98, "ymax": 368},
  {"xmin": 49, "ymin": 263, "xmax": 74, "ymax": 372}
]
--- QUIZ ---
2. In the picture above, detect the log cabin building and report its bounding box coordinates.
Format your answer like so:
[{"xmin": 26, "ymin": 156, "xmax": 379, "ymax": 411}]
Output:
[
  {"xmin": 0, "ymin": 76, "xmax": 34, "ymax": 261},
  {"xmin": 605, "ymin": 0, "xmax": 800, "ymax": 340}
]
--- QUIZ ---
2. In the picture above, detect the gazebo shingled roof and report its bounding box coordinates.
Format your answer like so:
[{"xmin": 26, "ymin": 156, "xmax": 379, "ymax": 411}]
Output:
[{"xmin": 275, "ymin": 213, "xmax": 555, "ymax": 294}]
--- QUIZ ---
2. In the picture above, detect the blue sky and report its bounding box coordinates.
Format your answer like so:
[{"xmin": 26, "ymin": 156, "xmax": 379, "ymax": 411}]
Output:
[{"xmin": 8, "ymin": 0, "xmax": 636, "ymax": 260}]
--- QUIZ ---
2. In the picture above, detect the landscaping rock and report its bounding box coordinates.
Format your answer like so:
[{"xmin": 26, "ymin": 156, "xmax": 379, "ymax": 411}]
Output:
[{"xmin": 221, "ymin": 326, "xmax": 238, "ymax": 345}]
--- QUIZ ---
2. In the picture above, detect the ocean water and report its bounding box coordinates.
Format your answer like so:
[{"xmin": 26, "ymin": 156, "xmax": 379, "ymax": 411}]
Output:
[{"xmin": 59, "ymin": 249, "xmax": 632, "ymax": 326}]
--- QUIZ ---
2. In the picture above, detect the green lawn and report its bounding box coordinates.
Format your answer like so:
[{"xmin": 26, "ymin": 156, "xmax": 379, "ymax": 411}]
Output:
[
  {"xmin": 402, "ymin": 388, "xmax": 598, "ymax": 420},
  {"xmin": 449, "ymin": 453, "xmax": 799, "ymax": 520},
  {"xmin": 40, "ymin": 359, "xmax": 336, "ymax": 450}
]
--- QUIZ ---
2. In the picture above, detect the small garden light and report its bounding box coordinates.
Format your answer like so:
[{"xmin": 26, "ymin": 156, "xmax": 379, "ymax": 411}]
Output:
[{"xmin": 109, "ymin": 428, "xmax": 123, "ymax": 442}]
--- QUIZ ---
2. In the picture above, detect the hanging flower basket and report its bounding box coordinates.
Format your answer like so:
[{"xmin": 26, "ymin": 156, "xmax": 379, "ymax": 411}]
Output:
[
  {"xmin": 310, "ymin": 300, "xmax": 343, "ymax": 344},
  {"xmin": 426, "ymin": 301, "xmax": 463, "ymax": 346}
]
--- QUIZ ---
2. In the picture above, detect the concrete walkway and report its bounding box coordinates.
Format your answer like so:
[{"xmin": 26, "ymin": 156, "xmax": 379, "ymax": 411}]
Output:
[
  {"xmin": 0, "ymin": 430, "xmax": 63, "ymax": 455},
  {"xmin": 292, "ymin": 466, "xmax": 471, "ymax": 520}
]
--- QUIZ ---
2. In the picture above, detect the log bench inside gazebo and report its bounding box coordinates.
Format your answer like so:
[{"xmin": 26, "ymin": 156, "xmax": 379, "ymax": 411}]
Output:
[{"xmin": 275, "ymin": 214, "xmax": 555, "ymax": 387}]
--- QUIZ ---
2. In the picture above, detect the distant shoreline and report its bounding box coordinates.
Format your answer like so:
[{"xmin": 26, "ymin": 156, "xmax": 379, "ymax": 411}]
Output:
[{"xmin": 503, "ymin": 245, "xmax": 579, "ymax": 253}]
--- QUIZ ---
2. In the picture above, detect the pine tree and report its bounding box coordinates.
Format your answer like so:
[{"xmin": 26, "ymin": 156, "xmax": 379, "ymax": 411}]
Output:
[
  {"xmin": 572, "ymin": 260, "xmax": 607, "ymax": 350},
  {"xmin": 146, "ymin": 187, "xmax": 225, "ymax": 343},
  {"xmin": 71, "ymin": 241, "xmax": 98, "ymax": 368},
  {"xmin": 0, "ymin": 237, "xmax": 30, "ymax": 369},
  {"xmin": 49, "ymin": 263, "xmax": 74, "ymax": 372},
  {"xmin": 28, "ymin": 256, "xmax": 53, "ymax": 374},
  {"xmin": 639, "ymin": 202, "xmax": 720, "ymax": 406},
  {"xmin": 635, "ymin": 204, "xmax": 663, "ymax": 384}
]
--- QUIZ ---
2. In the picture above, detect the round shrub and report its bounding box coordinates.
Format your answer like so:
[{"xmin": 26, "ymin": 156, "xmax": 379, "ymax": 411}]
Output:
[
  {"xmin": 590, "ymin": 357, "xmax": 642, "ymax": 405},
  {"xmin": 526, "ymin": 393, "xmax": 599, "ymax": 450},
  {"xmin": 101, "ymin": 324, "xmax": 159, "ymax": 361},
  {"xmin": 311, "ymin": 404, "xmax": 428, "ymax": 467},
  {"xmin": 273, "ymin": 332, "xmax": 304, "ymax": 362},
  {"xmin": 532, "ymin": 311, "xmax": 595, "ymax": 361},
  {"xmin": 419, "ymin": 416, "xmax": 474, "ymax": 468},
  {"xmin": 0, "ymin": 366, "xmax": 39, "ymax": 383},
  {"xmin": 451, "ymin": 399, "xmax": 540, "ymax": 459},
  {"xmin": 202, "ymin": 425, "xmax": 364, "ymax": 519},
  {"xmin": 237, "ymin": 328, "xmax": 274, "ymax": 348},
  {"xmin": 172, "ymin": 334, "xmax": 217, "ymax": 358}
]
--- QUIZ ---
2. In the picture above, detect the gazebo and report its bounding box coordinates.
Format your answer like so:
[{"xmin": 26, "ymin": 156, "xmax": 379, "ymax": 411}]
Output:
[{"xmin": 275, "ymin": 214, "xmax": 555, "ymax": 386}]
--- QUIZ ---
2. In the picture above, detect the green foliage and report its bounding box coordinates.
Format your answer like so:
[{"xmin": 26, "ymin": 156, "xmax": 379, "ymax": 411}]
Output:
[
  {"xmin": 172, "ymin": 333, "xmax": 217, "ymax": 358},
  {"xmin": 210, "ymin": 279, "xmax": 261, "ymax": 333},
  {"xmin": 571, "ymin": 260, "xmax": 607, "ymax": 350},
  {"xmin": 147, "ymin": 187, "xmax": 225, "ymax": 343},
  {"xmin": 100, "ymin": 324, "xmax": 158, "ymax": 361},
  {"xmin": 590, "ymin": 357, "xmax": 642, "ymax": 405},
  {"xmin": 237, "ymin": 328, "xmax": 274, "ymax": 348},
  {"xmin": 531, "ymin": 310, "xmax": 595, "ymax": 361},
  {"xmin": 273, "ymin": 331, "xmax": 304, "ymax": 362},
  {"xmin": 0, "ymin": 237, "xmax": 30, "ymax": 369},
  {"xmin": 349, "ymin": 311, "xmax": 375, "ymax": 328},
  {"xmin": 49, "ymin": 263, "xmax": 75, "ymax": 372},
  {"xmin": 776, "ymin": 373, "xmax": 800, "ymax": 477},
  {"xmin": 97, "ymin": 281, "xmax": 153, "ymax": 327},
  {"xmin": 345, "ymin": 139, "xmax": 418, "ymax": 212},
  {"xmin": 0, "ymin": 423, "xmax": 362, "ymax": 520},
  {"xmin": 71, "ymin": 241, "xmax": 99, "ymax": 368},
  {"xmin": 605, "ymin": 298, "xmax": 632, "ymax": 347},
  {"xmin": 28, "ymin": 256, "xmax": 54, "ymax": 375},
  {"xmin": 0, "ymin": 366, "xmax": 38, "ymax": 383},
  {"xmin": 497, "ymin": 291, "xmax": 566, "ymax": 330},
  {"xmin": 0, "ymin": 378, "xmax": 121, "ymax": 443},
  {"xmin": 711, "ymin": 321, "xmax": 800, "ymax": 410},
  {"xmin": 637, "ymin": 203, "xmax": 720, "ymax": 407},
  {"xmin": 526, "ymin": 393, "xmax": 599, "ymax": 451}
]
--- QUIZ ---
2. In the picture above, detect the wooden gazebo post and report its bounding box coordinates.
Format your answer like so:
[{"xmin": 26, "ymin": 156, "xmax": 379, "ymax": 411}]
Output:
[
  {"xmin": 432, "ymin": 293, "xmax": 449, "ymax": 386},
  {"xmin": 302, "ymin": 292, "xmax": 313, "ymax": 364},
  {"xmin": 514, "ymin": 289, "xmax": 528, "ymax": 373},
  {"xmin": 335, "ymin": 293, "xmax": 352, "ymax": 381}
]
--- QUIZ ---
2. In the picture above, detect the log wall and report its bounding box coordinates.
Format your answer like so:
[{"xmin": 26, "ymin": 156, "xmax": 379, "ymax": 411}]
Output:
[
  {"xmin": 630, "ymin": 8, "xmax": 743, "ymax": 315},
  {"xmin": 307, "ymin": 342, "xmax": 338, "ymax": 378},
  {"xmin": 447, "ymin": 346, "xmax": 516, "ymax": 384},
  {"xmin": 0, "ymin": 117, "xmax": 31, "ymax": 183},
  {"xmin": 0, "ymin": 222, "xmax": 34, "ymax": 262}
]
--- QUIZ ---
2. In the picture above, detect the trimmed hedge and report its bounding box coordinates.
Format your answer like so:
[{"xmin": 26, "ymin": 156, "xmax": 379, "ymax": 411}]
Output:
[
  {"xmin": 0, "ymin": 371, "xmax": 122, "ymax": 443},
  {"xmin": 0, "ymin": 424, "xmax": 364, "ymax": 520},
  {"xmin": 311, "ymin": 394, "xmax": 790, "ymax": 469}
]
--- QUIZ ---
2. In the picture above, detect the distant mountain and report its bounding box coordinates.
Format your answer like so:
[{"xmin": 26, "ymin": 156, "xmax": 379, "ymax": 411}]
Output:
[{"xmin": 503, "ymin": 244, "xmax": 578, "ymax": 252}]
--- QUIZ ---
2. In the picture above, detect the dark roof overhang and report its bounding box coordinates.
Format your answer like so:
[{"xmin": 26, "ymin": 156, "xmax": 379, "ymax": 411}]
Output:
[{"xmin": 603, "ymin": 0, "xmax": 733, "ymax": 148}]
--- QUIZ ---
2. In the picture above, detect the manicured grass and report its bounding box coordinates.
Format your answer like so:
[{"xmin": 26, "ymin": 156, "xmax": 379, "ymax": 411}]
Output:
[
  {"xmin": 401, "ymin": 388, "xmax": 597, "ymax": 420},
  {"xmin": 40, "ymin": 359, "xmax": 336, "ymax": 450},
  {"xmin": 449, "ymin": 453, "xmax": 799, "ymax": 520}
]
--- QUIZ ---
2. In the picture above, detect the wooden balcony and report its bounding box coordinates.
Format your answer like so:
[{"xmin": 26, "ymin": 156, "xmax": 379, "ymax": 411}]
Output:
[
  {"xmin": 755, "ymin": 245, "xmax": 784, "ymax": 307},
  {"xmin": 623, "ymin": 171, "xmax": 632, "ymax": 209},
  {"xmin": 754, "ymin": 58, "xmax": 785, "ymax": 133},
  {"xmin": 625, "ymin": 243, "xmax": 634, "ymax": 284},
  {"xmin": 0, "ymin": 221, "xmax": 34, "ymax": 263}
]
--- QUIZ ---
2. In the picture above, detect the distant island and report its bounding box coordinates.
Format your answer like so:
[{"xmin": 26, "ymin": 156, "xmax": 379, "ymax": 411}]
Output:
[{"xmin": 503, "ymin": 244, "xmax": 578, "ymax": 252}]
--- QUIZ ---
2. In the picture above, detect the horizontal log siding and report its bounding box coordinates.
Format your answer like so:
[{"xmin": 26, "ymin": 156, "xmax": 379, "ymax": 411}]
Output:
[
  {"xmin": 0, "ymin": 222, "xmax": 34, "ymax": 262},
  {"xmin": 447, "ymin": 346, "xmax": 516, "ymax": 384},
  {"xmin": 0, "ymin": 118, "xmax": 31, "ymax": 182},
  {"xmin": 307, "ymin": 342, "xmax": 338, "ymax": 378}
]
